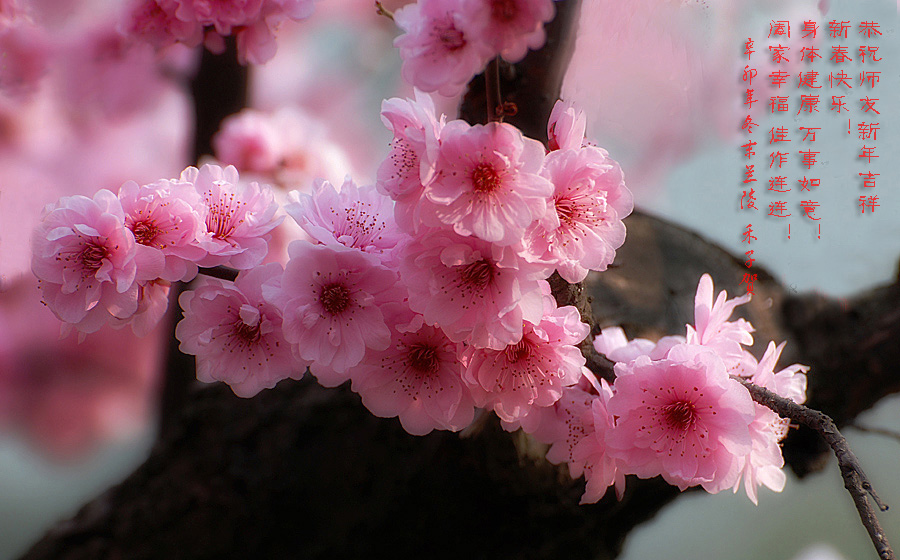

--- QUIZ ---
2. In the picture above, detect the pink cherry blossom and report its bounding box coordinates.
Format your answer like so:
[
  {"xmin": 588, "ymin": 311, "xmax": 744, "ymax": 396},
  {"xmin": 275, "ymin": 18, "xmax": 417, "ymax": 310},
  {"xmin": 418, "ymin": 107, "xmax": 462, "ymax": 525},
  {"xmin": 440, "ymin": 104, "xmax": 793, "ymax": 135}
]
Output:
[
  {"xmin": 399, "ymin": 229, "xmax": 546, "ymax": 350},
  {"xmin": 524, "ymin": 146, "xmax": 632, "ymax": 282},
  {"xmin": 212, "ymin": 109, "xmax": 283, "ymax": 174},
  {"xmin": 31, "ymin": 189, "xmax": 163, "ymax": 333},
  {"xmin": 118, "ymin": 178, "xmax": 207, "ymax": 282},
  {"xmin": 176, "ymin": 263, "xmax": 303, "ymax": 397},
  {"xmin": 120, "ymin": 0, "xmax": 203, "ymax": 50},
  {"xmin": 267, "ymin": 242, "xmax": 402, "ymax": 386},
  {"xmin": 181, "ymin": 164, "xmax": 283, "ymax": 270},
  {"xmin": 728, "ymin": 342, "xmax": 807, "ymax": 503},
  {"xmin": 507, "ymin": 379, "xmax": 596, "ymax": 475},
  {"xmin": 112, "ymin": 278, "xmax": 171, "ymax": 336},
  {"xmin": 428, "ymin": 120, "xmax": 552, "ymax": 246},
  {"xmin": 686, "ymin": 273, "xmax": 754, "ymax": 368},
  {"xmin": 352, "ymin": 313, "xmax": 474, "ymax": 436},
  {"xmin": 393, "ymin": 0, "xmax": 494, "ymax": 97},
  {"xmin": 376, "ymin": 91, "xmax": 444, "ymax": 233},
  {"xmin": 284, "ymin": 177, "xmax": 403, "ymax": 264},
  {"xmin": 465, "ymin": 0, "xmax": 554, "ymax": 63},
  {"xmin": 173, "ymin": 0, "xmax": 263, "ymax": 35},
  {"xmin": 742, "ymin": 341, "xmax": 808, "ymax": 405},
  {"xmin": 547, "ymin": 99, "xmax": 586, "ymax": 152},
  {"xmin": 0, "ymin": 17, "xmax": 50, "ymax": 99},
  {"xmin": 606, "ymin": 344, "xmax": 755, "ymax": 492},
  {"xmin": 573, "ymin": 379, "xmax": 626, "ymax": 503},
  {"xmin": 593, "ymin": 326, "xmax": 684, "ymax": 363},
  {"xmin": 462, "ymin": 304, "xmax": 588, "ymax": 422}
]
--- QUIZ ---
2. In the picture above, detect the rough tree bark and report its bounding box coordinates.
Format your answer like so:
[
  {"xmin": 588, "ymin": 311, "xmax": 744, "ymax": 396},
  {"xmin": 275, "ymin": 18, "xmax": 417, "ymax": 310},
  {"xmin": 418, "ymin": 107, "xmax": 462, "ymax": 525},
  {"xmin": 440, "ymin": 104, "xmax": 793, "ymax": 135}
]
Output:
[{"xmin": 20, "ymin": 2, "xmax": 900, "ymax": 559}]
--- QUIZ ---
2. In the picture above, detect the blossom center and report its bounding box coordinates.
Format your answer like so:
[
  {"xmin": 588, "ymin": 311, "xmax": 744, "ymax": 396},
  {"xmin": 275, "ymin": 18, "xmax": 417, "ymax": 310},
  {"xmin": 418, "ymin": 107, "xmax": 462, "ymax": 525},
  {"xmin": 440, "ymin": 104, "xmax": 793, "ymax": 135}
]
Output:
[
  {"xmin": 233, "ymin": 320, "xmax": 261, "ymax": 344},
  {"xmin": 206, "ymin": 192, "xmax": 246, "ymax": 240},
  {"xmin": 662, "ymin": 400, "xmax": 698, "ymax": 431},
  {"xmin": 471, "ymin": 162, "xmax": 502, "ymax": 193},
  {"xmin": 458, "ymin": 259, "xmax": 494, "ymax": 288},
  {"xmin": 407, "ymin": 343, "xmax": 440, "ymax": 374},
  {"xmin": 491, "ymin": 0, "xmax": 518, "ymax": 22},
  {"xmin": 435, "ymin": 20, "xmax": 466, "ymax": 51},
  {"xmin": 504, "ymin": 339, "xmax": 531, "ymax": 363},
  {"xmin": 131, "ymin": 220, "xmax": 161, "ymax": 247},
  {"xmin": 320, "ymin": 283, "xmax": 351, "ymax": 315},
  {"xmin": 79, "ymin": 242, "xmax": 109, "ymax": 271}
]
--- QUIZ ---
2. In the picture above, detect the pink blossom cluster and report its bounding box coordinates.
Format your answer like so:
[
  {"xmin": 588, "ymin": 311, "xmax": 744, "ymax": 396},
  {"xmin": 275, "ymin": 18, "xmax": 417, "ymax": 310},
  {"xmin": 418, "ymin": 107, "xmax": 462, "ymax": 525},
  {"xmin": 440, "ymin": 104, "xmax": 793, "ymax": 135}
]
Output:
[
  {"xmin": 31, "ymin": 164, "xmax": 281, "ymax": 336},
  {"xmin": 518, "ymin": 274, "xmax": 808, "ymax": 505},
  {"xmin": 121, "ymin": 0, "xmax": 319, "ymax": 64},
  {"xmin": 392, "ymin": 0, "xmax": 555, "ymax": 96}
]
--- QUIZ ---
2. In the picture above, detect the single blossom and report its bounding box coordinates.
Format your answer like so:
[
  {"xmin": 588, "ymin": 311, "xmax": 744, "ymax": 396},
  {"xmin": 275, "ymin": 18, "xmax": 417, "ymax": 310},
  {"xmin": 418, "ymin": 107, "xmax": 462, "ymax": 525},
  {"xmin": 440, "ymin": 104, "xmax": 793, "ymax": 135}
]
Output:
[
  {"xmin": 606, "ymin": 344, "xmax": 755, "ymax": 492},
  {"xmin": 393, "ymin": 0, "xmax": 494, "ymax": 97},
  {"xmin": 730, "ymin": 342, "xmax": 808, "ymax": 503},
  {"xmin": 462, "ymin": 303, "xmax": 588, "ymax": 422},
  {"xmin": 547, "ymin": 99, "xmax": 587, "ymax": 151},
  {"xmin": 573, "ymin": 378, "xmax": 626, "ymax": 503},
  {"xmin": 212, "ymin": 109, "xmax": 284, "ymax": 174},
  {"xmin": 464, "ymin": 0, "xmax": 554, "ymax": 63},
  {"xmin": 352, "ymin": 313, "xmax": 474, "ymax": 435},
  {"xmin": 524, "ymin": 146, "xmax": 632, "ymax": 282},
  {"xmin": 284, "ymin": 177, "xmax": 402, "ymax": 264},
  {"xmin": 176, "ymin": 263, "xmax": 303, "ymax": 397},
  {"xmin": 118, "ymin": 178, "xmax": 207, "ymax": 282},
  {"xmin": 182, "ymin": 164, "xmax": 283, "ymax": 270},
  {"xmin": 266, "ymin": 242, "xmax": 402, "ymax": 386},
  {"xmin": 376, "ymin": 91, "xmax": 444, "ymax": 232},
  {"xmin": 399, "ymin": 229, "xmax": 546, "ymax": 350},
  {"xmin": 31, "ymin": 190, "xmax": 163, "ymax": 334},
  {"xmin": 686, "ymin": 273, "xmax": 754, "ymax": 368},
  {"xmin": 428, "ymin": 120, "xmax": 552, "ymax": 246}
]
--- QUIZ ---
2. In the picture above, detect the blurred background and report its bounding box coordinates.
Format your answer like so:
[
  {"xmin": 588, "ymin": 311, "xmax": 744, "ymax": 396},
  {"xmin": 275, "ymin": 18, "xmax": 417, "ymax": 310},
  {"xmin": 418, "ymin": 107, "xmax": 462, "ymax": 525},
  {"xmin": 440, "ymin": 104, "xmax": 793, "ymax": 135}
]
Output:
[{"xmin": 0, "ymin": 0, "xmax": 896, "ymax": 558}]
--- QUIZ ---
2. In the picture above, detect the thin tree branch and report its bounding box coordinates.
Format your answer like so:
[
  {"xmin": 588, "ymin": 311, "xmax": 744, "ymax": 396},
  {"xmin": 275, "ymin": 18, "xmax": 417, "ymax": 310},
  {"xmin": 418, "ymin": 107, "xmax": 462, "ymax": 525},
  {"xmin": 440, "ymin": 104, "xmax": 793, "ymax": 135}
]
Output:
[
  {"xmin": 848, "ymin": 423, "xmax": 900, "ymax": 447},
  {"xmin": 485, "ymin": 57, "xmax": 502, "ymax": 123},
  {"xmin": 735, "ymin": 377, "xmax": 895, "ymax": 560}
]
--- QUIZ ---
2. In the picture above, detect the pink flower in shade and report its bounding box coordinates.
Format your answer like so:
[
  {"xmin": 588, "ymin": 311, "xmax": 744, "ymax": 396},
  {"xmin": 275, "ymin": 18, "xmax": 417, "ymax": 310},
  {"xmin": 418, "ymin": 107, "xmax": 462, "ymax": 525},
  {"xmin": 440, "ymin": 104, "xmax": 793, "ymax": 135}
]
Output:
[
  {"xmin": 503, "ymin": 376, "xmax": 597, "ymax": 474},
  {"xmin": 606, "ymin": 344, "xmax": 755, "ymax": 492},
  {"xmin": 176, "ymin": 263, "xmax": 303, "ymax": 397},
  {"xmin": 686, "ymin": 274, "xmax": 754, "ymax": 369},
  {"xmin": 572, "ymin": 379, "xmax": 627, "ymax": 503},
  {"xmin": 266, "ymin": 242, "xmax": 402, "ymax": 386},
  {"xmin": 465, "ymin": 0, "xmax": 554, "ymax": 63},
  {"xmin": 284, "ymin": 177, "xmax": 403, "ymax": 264},
  {"xmin": 31, "ymin": 190, "xmax": 163, "ymax": 334},
  {"xmin": 428, "ymin": 120, "xmax": 552, "ymax": 246},
  {"xmin": 352, "ymin": 313, "xmax": 474, "ymax": 436},
  {"xmin": 212, "ymin": 109, "xmax": 283, "ymax": 174},
  {"xmin": 118, "ymin": 178, "xmax": 207, "ymax": 283},
  {"xmin": 399, "ymin": 230, "xmax": 546, "ymax": 350},
  {"xmin": 376, "ymin": 91, "xmax": 444, "ymax": 233},
  {"xmin": 547, "ymin": 99, "xmax": 587, "ymax": 152},
  {"xmin": 181, "ymin": 164, "xmax": 283, "ymax": 270},
  {"xmin": 112, "ymin": 278, "xmax": 171, "ymax": 337},
  {"xmin": 462, "ymin": 304, "xmax": 588, "ymax": 422},
  {"xmin": 393, "ymin": 0, "xmax": 494, "ymax": 97},
  {"xmin": 524, "ymin": 146, "xmax": 632, "ymax": 283}
]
